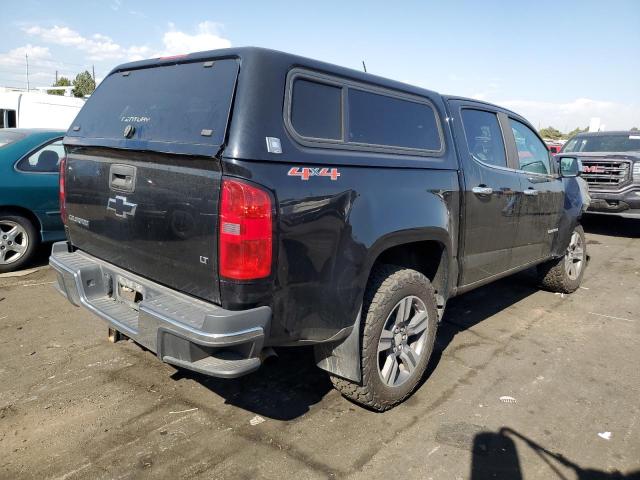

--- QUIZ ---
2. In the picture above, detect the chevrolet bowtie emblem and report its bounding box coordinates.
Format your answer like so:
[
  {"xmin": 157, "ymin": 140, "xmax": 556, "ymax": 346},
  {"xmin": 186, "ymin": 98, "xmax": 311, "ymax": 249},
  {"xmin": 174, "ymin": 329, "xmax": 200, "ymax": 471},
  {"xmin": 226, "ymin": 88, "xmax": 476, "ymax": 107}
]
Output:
[{"xmin": 107, "ymin": 195, "xmax": 137, "ymax": 218}]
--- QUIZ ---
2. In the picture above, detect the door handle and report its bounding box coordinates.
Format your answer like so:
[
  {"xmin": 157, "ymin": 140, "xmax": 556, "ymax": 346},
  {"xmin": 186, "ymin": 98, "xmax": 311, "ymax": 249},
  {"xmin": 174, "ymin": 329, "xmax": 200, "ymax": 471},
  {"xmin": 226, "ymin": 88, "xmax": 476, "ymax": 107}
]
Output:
[
  {"xmin": 472, "ymin": 186, "xmax": 493, "ymax": 195},
  {"xmin": 523, "ymin": 189, "xmax": 539, "ymax": 196},
  {"xmin": 109, "ymin": 164, "xmax": 137, "ymax": 193}
]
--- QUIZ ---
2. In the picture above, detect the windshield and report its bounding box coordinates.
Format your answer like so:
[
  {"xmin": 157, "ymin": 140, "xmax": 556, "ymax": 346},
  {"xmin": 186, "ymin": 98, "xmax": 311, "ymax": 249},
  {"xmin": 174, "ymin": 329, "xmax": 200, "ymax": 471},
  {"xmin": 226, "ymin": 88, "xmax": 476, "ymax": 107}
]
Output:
[
  {"xmin": 562, "ymin": 134, "xmax": 640, "ymax": 153},
  {"xmin": 65, "ymin": 58, "xmax": 239, "ymax": 155},
  {"xmin": 0, "ymin": 130, "xmax": 26, "ymax": 148}
]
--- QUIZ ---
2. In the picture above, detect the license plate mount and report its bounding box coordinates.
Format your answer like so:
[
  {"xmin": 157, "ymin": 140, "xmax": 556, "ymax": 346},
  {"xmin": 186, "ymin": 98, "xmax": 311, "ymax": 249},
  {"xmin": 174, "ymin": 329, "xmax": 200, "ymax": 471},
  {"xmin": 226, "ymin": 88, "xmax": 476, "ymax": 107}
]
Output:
[{"xmin": 116, "ymin": 276, "xmax": 144, "ymax": 310}]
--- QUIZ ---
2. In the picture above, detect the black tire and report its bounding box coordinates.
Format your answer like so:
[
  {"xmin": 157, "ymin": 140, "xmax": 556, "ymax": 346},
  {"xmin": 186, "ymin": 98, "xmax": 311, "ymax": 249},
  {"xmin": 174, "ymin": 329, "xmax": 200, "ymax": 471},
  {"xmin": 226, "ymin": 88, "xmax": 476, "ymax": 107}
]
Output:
[
  {"xmin": 0, "ymin": 214, "xmax": 39, "ymax": 274},
  {"xmin": 537, "ymin": 224, "xmax": 586, "ymax": 294},
  {"xmin": 330, "ymin": 264, "xmax": 438, "ymax": 411}
]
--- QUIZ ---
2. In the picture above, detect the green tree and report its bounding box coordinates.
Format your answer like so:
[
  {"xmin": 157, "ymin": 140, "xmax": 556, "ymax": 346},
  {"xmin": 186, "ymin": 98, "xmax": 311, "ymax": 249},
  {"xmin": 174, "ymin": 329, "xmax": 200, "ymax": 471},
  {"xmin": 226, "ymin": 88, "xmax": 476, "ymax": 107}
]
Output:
[
  {"xmin": 72, "ymin": 70, "xmax": 96, "ymax": 98},
  {"xmin": 539, "ymin": 126, "xmax": 563, "ymax": 140},
  {"xmin": 47, "ymin": 76, "xmax": 71, "ymax": 96},
  {"xmin": 631, "ymin": 127, "xmax": 639, "ymax": 131},
  {"xmin": 565, "ymin": 126, "xmax": 588, "ymax": 139}
]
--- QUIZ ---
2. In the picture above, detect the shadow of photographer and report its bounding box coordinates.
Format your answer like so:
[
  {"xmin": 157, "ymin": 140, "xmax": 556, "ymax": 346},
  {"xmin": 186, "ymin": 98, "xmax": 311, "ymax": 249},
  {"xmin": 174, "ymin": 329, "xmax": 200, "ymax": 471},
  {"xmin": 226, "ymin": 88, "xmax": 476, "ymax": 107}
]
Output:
[{"xmin": 471, "ymin": 427, "xmax": 640, "ymax": 480}]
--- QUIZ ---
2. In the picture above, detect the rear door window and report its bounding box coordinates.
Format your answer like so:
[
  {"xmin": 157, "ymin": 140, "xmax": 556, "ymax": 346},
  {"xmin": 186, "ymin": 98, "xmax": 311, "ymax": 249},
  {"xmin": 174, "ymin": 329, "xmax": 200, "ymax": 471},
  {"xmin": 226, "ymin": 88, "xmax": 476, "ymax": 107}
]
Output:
[
  {"xmin": 17, "ymin": 139, "xmax": 64, "ymax": 172},
  {"xmin": 509, "ymin": 119, "xmax": 551, "ymax": 174},
  {"xmin": 460, "ymin": 109, "xmax": 507, "ymax": 167},
  {"xmin": 66, "ymin": 59, "xmax": 239, "ymax": 155}
]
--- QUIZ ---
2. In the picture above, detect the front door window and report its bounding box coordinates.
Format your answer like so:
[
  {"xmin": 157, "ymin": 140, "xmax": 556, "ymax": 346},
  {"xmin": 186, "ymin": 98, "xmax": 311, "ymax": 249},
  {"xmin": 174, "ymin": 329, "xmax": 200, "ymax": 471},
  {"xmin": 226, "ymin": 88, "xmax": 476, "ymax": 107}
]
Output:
[{"xmin": 510, "ymin": 119, "xmax": 552, "ymax": 175}]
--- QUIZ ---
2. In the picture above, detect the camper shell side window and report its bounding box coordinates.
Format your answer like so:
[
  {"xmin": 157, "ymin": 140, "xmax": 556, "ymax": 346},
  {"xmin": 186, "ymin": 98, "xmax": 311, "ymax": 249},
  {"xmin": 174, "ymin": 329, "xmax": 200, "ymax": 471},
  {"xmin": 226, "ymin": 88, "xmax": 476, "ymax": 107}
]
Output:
[{"xmin": 285, "ymin": 69, "xmax": 445, "ymax": 157}]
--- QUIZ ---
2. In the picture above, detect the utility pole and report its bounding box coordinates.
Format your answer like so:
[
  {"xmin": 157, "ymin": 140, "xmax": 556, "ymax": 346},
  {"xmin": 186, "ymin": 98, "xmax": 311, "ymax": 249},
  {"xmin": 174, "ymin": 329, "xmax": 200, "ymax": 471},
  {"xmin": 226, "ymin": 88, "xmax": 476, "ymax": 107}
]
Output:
[
  {"xmin": 92, "ymin": 65, "xmax": 95, "ymax": 82},
  {"xmin": 25, "ymin": 54, "xmax": 30, "ymax": 91},
  {"xmin": 56, "ymin": 70, "xmax": 58, "ymax": 83},
  {"xmin": 362, "ymin": 61, "xmax": 367, "ymax": 73}
]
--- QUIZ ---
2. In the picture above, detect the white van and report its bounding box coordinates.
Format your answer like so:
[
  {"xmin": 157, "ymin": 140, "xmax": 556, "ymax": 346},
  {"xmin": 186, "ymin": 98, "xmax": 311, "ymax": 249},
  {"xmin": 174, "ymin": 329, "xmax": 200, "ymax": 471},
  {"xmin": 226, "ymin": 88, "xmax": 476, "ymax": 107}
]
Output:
[{"xmin": 0, "ymin": 90, "xmax": 84, "ymax": 129}]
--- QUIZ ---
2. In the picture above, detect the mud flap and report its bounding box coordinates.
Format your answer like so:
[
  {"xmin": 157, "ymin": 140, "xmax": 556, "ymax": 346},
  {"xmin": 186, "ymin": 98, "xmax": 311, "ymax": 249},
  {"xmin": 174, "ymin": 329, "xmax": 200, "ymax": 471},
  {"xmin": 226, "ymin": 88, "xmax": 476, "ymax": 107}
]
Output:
[{"xmin": 314, "ymin": 309, "xmax": 362, "ymax": 383}]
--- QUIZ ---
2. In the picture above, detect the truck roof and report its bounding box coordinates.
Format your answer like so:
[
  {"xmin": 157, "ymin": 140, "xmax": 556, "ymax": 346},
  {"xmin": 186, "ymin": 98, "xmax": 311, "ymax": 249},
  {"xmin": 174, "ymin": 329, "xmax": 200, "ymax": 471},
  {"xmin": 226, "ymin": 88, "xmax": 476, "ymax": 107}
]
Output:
[
  {"xmin": 441, "ymin": 95, "xmax": 521, "ymax": 117},
  {"xmin": 112, "ymin": 47, "xmax": 525, "ymax": 121},
  {"xmin": 110, "ymin": 46, "xmax": 444, "ymax": 100}
]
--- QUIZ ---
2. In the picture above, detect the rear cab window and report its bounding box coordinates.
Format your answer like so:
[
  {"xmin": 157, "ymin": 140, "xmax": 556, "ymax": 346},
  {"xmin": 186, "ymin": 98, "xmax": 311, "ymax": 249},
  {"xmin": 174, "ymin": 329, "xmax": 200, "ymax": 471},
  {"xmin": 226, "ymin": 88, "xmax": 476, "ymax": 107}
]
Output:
[
  {"xmin": 286, "ymin": 70, "xmax": 443, "ymax": 155},
  {"xmin": 65, "ymin": 58, "xmax": 239, "ymax": 156}
]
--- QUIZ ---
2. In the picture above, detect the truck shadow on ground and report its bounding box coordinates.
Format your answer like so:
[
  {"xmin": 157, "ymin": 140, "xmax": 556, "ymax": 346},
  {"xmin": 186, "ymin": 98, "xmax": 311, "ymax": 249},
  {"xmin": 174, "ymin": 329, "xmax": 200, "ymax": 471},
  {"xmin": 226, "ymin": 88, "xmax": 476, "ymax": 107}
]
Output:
[
  {"xmin": 32, "ymin": 243, "xmax": 54, "ymax": 267},
  {"xmin": 170, "ymin": 347, "xmax": 333, "ymax": 420},
  {"xmin": 582, "ymin": 215, "xmax": 639, "ymax": 238},
  {"xmin": 172, "ymin": 272, "xmax": 541, "ymax": 420},
  {"xmin": 422, "ymin": 271, "xmax": 540, "ymax": 388},
  {"xmin": 470, "ymin": 427, "xmax": 640, "ymax": 480}
]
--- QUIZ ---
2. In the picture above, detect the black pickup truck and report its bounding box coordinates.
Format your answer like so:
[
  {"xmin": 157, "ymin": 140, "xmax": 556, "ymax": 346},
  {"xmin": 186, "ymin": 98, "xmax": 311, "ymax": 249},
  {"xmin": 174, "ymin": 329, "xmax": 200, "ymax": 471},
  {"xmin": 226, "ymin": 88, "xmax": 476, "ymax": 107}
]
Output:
[
  {"xmin": 51, "ymin": 47, "xmax": 586, "ymax": 410},
  {"xmin": 560, "ymin": 131, "xmax": 640, "ymax": 219}
]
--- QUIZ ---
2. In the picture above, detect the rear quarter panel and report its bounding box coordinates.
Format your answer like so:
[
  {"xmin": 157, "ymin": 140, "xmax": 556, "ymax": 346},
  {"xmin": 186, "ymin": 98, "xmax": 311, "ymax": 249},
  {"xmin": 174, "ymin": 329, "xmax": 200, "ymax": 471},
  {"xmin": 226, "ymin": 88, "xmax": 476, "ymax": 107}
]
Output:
[
  {"xmin": 222, "ymin": 158, "xmax": 459, "ymax": 345},
  {"xmin": 219, "ymin": 54, "xmax": 460, "ymax": 344}
]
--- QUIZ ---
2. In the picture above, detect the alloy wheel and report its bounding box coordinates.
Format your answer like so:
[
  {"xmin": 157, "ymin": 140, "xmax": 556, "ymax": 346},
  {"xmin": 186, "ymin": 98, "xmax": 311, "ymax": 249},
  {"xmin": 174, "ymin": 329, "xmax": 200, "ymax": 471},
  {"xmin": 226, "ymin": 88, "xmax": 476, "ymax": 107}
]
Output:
[
  {"xmin": 0, "ymin": 220, "xmax": 29, "ymax": 265},
  {"xmin": 377, "ymin": 295, "xmax": 429, "ymax": 387},
  {"xmin": 564, "ymin": 230, "xmax": 584, "ymax": 280}
]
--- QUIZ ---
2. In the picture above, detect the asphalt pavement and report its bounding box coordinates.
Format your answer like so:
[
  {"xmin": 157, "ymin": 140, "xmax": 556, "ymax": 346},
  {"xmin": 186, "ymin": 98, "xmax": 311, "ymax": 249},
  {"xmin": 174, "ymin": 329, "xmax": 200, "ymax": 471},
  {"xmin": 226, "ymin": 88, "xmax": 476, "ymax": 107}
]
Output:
[{"xmin": 1, "ymin": 215, "xmax": 638, "ymax": 479}]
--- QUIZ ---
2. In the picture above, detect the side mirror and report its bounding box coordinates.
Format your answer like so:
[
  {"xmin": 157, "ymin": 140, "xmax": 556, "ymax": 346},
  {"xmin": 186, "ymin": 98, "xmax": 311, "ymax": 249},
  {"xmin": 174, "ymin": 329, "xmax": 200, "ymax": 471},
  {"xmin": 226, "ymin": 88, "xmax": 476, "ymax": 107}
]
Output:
[{"xmin": 558, "ymin": 156, "xmax": 582, "ymax": 177}]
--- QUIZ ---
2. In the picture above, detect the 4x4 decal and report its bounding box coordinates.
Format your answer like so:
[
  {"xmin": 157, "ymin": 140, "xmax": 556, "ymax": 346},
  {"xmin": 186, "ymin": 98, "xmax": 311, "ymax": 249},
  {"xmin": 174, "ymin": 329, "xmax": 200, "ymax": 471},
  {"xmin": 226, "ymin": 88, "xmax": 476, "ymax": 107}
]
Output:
[{"xmin": 288, "ymin": 167, "xmax": 341, "ymax": 181}]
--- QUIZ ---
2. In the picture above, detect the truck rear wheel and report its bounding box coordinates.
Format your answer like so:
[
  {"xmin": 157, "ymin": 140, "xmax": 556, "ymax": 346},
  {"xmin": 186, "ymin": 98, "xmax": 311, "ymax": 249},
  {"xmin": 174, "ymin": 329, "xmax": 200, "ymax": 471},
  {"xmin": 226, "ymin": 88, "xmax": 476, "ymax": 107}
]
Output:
[
  {"xmin": 0, "ymin": 214, "xmax": 39, "ymax": 274},
  {"xmin": 537, "ymin": 224, "xmax": 586, "ymax": 294},
  {"xmin": 330, "ymin": 265, "xmax": 438, "ymax": 411}
]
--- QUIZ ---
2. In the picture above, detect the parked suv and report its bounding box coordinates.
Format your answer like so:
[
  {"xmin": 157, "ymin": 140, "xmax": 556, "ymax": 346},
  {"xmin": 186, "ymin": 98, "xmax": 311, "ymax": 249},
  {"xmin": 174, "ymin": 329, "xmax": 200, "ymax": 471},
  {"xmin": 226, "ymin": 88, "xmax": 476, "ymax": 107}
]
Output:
[
  {"xmin": 51, "ymin": 48, "xmax": 586, "ymax": 410},
  {"xmin": 560, "ymin": 131, "xmax": 640, "ymax": 218}
]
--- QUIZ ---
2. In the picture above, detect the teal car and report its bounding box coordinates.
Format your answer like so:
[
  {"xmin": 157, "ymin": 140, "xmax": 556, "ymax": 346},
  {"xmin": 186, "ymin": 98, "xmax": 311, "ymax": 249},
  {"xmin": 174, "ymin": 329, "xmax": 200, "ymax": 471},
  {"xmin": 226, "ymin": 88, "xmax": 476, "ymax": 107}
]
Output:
[{"xmin": 0, "ymin": 128, "xmax": 66, "ymax": 272}]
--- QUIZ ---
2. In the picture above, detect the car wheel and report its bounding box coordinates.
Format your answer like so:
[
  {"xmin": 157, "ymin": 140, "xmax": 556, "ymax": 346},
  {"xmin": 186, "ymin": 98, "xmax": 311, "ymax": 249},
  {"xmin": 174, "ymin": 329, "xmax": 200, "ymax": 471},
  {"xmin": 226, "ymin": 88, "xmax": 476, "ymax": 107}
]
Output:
[
  {"xmin": 0, "ymin": 214, "xmax": 39, "ymax": 274},
  {"xmin": 537, "ymin": 224, "xmax": 586, "ymax": 294},
  {"xmin": 330, "ymin": 264, "xmax": 438, "ymax": 411}
]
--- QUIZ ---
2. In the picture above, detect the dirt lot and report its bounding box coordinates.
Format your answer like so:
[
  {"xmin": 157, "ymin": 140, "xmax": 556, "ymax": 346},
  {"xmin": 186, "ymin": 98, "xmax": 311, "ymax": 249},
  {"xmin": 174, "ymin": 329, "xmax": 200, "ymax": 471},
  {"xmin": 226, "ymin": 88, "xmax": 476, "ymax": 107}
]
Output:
[{"xmin": 1, "ymin": 216, "xmax": 639, "ymax": 480}]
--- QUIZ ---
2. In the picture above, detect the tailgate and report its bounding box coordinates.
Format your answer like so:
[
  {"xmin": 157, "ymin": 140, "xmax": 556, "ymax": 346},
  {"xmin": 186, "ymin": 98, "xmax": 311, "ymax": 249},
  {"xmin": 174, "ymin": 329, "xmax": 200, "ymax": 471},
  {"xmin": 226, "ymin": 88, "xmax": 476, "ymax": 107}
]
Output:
[
  {"xmin": 65, "ymin": 148, "xmax": 222, "ymax": 303},
  {"xmin": 62, "ymin": 57, "xmax": 240, "ymax": 304}
]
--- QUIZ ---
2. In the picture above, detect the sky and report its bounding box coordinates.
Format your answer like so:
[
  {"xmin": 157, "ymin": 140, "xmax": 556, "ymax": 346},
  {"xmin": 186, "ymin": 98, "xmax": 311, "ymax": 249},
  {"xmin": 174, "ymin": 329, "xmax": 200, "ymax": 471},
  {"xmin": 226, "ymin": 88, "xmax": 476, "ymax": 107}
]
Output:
[{"xmin": 1, "ymin": 0, "xmax": 639, "ymax": 131}]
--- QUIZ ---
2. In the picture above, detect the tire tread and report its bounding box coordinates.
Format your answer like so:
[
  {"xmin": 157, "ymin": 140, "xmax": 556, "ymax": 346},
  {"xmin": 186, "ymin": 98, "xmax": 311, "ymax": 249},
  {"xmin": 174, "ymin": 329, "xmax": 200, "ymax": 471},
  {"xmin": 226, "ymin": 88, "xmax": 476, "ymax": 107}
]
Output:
[
  {"xmin": 537, "ymin": 225, "xmax": 586, "ymax": 294},
  {"xmin": 330, "ymin": 264, "xmax": 437, "ymax": 411}
]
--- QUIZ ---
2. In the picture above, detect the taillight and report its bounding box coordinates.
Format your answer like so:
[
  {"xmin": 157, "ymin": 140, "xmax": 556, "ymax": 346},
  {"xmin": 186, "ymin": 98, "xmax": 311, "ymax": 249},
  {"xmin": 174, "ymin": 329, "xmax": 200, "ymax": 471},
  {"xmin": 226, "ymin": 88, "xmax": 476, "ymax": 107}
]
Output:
[
  {"xmin": 59, "ymin": 156, "xmax": 67, "ymax": 224},
  {"xmin": 219, "ymin": 178, "xmax": 273, "ymax": 280}
]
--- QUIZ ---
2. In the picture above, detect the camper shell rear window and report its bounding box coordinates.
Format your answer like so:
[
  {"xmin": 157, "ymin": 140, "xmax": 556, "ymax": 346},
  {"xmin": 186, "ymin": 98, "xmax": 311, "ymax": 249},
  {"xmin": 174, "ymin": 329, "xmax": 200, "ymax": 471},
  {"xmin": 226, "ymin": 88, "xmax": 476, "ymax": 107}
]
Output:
[{"xmin": 65, "ymin": 58, "xmax": 239, "ymax": 156}]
